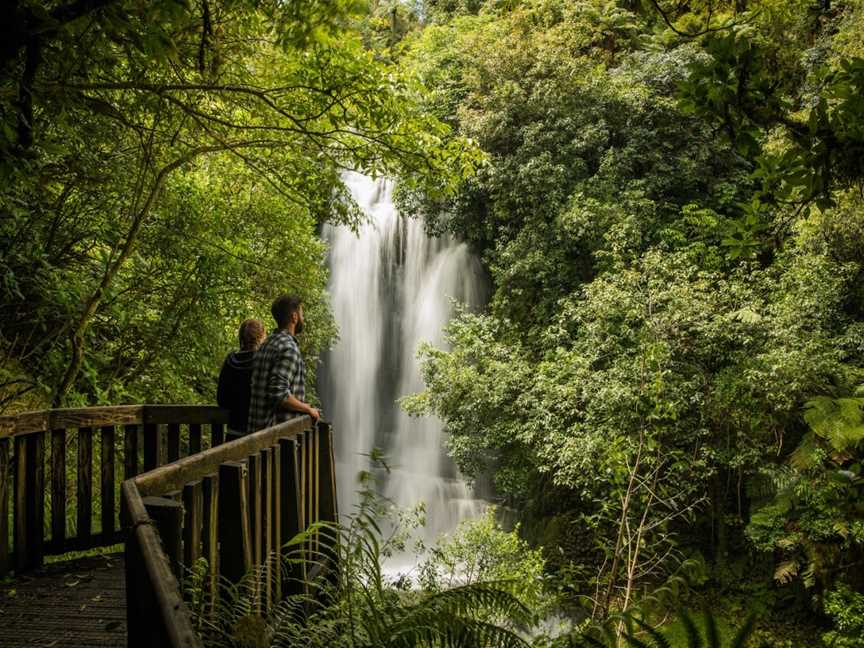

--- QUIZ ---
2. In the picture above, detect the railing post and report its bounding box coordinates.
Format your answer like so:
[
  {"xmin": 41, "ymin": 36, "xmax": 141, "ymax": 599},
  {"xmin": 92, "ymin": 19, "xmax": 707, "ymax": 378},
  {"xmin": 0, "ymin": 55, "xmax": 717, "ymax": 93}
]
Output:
[
  {"xmin": 51, "ymin": 428, "xmax": 67, "ymax": 553},
  {"xmin": 143, "ymin": 423, "xmax": 160, "ymax": 471},
  {"xmin": 143, "ymin": 496, "xmax": 183, "ymax": 580},
  {"xmin": 15, "ymin": 432, "xmax": 45, "ymax": 570},
  {"xmin": 14, "ymin": 435, "xmax": 26, "ymax": 571},
  {"xmin": 261, "ymin": 446, "xmax": 273, "ymax": 612},
  {"xmin": 201, "ymin": 473, "xmax": 219, "ymax": 618},
  {"xmin": 278, "ymin": 438, "xmax": 306, "ymax": 597},
  {"xmin": 211, "ymin": 422, "xmax": 224, "ymax": 447},
  {"xmin": 167, "ymin": 424, "xmax": 181, "ymax": 463},
  {"xmin": 77, "ymin": 427, "xmax": 93, "ymax": 545},
  {"xmin": 298, "ymin": 431, "xmax": 307, "ymax": 531},
  {"xmin": 317, "ymin": 422, "xmax": 338, "ymax": 525},
  {"xmin": 317, "ymin": 422, "xmax": 339, "ymax": 585},
  {"xmin": 123, "ymin": 481, "xmax": 202, "ymax": 648},
  {"xmin": 30, "ymin": 431, "xmax": 45, "ymax": 568},
  {"xmin": 125, "ymin": 522, "xmax": 171, "ymax": 648},
  {"xmin": 182, "ymin": 480, "xmax": 203, "ymax": 570},
  {"xmin": 247, "ymin": 452, "xmax": 262, "ymax": 610},
  {"xmin": 0, "ymin": 437, "xmax": 10, "ymax": 576},
  {"xmin": 101, "ymin": 425, "xmax": 116, "ymax": 544},
  {"xmin": 189, "ymin": 424, "xmax": 202, "ymax": 455},
  {"xmin": 218, "ymin": 461, "xmax": 252, "ymax": 584},
  {"xmin": 271, "ymin": 443, "xmax": 282, "ymax": 602},
  {"xmin": 124, "ymin": 424, "xmax": 139, "ymax": 479},
  {"xmin": 248, "ymin": 453, "xmax": 262, "ymax": 570}
]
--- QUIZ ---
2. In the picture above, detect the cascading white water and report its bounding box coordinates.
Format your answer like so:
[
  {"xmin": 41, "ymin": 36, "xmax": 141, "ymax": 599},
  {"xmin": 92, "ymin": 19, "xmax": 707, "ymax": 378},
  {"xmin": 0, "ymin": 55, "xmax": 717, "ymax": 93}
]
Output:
[{"xmin": 320, "ymin": 173, "xmax": 487, "ymax": 568}]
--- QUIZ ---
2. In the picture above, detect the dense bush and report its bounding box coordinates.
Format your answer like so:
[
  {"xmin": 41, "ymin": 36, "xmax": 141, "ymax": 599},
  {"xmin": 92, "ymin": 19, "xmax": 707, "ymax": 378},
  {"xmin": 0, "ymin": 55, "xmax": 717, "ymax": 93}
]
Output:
[{"xmin": 400, "ymin": 0, "xmax": 864, "ymax": 638}]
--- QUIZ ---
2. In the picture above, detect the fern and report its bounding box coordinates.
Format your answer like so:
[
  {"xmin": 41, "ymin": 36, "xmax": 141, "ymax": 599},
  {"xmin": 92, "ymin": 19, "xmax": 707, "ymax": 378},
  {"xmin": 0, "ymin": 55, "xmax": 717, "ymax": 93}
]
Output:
[
  {"xmin": 803, "ymin": 395, "xmax": 864, "ymax": 451},
  {"xmin": 679, "ymin": 612, "xmax": 701, "ymax": 648},
  {"xmin": 188, "ymin": 481, "xmax": 531, "ymax": 648},
  {"xmin": 729, "ymin": 615, "xmax": 756, "ymax": 648},
  {"xmin": 556, "ymin": 610, "xmax": 757, "ymax": 648},
  {"xmin": 632, "ymin": 617, "xmax": 674, "ymax": 648}
]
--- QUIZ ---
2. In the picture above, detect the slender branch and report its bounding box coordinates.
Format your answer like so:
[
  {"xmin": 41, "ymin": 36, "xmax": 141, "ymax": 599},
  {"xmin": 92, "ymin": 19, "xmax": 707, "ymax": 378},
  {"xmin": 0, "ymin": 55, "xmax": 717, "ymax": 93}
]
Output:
[
  {"xmin": 647, "ymin": 0, "xmax": 747, "ymax": 38},
  {"xmin": 51, "ymin": 136, "xmax": 289, "ymax": 405}
]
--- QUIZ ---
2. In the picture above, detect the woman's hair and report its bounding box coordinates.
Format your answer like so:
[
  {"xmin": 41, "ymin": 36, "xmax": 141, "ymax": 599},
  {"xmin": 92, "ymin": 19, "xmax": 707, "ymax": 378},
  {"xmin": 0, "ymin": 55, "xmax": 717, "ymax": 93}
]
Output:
[{"xmin": 238, "ymin": 318, "xmax": 265, "ymax": 351}]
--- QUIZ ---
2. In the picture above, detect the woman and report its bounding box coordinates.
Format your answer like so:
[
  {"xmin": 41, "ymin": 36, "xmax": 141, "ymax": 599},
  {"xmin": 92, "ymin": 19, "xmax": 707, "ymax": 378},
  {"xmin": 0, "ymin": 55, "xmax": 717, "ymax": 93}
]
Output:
[{"xmin": 217, "ymin": 318, "xmax": 265, "ymax": 437}]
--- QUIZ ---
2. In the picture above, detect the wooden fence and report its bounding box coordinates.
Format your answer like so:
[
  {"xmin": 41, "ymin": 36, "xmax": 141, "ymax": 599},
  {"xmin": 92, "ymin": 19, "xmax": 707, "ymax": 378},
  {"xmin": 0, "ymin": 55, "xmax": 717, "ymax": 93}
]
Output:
[
  {"xmin": 0, "ymin": 405, "xmax": 338, "ymax": 648},
  {"xmin": 123, "ymin": 415, "xmax": 336, "ymax": 647},
  {"xmin": 0, "ymin": 405, "xmax": 230, "ymax": 574}
]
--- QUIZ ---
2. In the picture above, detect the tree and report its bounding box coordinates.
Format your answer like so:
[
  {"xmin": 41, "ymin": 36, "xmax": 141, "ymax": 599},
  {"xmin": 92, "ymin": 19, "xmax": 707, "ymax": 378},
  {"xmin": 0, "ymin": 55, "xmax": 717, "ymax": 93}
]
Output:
[{"xmin": 0, "ymin": 0, "xmax": 480, "ymax": 408}]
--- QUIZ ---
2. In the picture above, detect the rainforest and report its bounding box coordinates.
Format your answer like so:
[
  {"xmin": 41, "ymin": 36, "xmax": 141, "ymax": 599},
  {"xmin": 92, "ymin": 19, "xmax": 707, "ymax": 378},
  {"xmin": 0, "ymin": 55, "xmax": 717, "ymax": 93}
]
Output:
[{"xmin": 2, "ymin": 1, "xmax": 864, "ymax": 646}]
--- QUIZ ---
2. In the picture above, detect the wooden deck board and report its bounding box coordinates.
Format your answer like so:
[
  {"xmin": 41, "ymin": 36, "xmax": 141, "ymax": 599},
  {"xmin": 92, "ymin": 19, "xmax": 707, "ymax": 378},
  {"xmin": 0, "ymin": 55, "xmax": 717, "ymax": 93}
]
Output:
[{"xmin": 0, "ymin": 553, "xmax": 126, "ymax": 647}]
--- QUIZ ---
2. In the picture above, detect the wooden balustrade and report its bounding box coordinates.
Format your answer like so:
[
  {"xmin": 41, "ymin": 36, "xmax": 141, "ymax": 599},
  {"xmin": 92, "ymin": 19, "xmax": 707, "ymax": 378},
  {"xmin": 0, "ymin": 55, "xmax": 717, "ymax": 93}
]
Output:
[
  {"xmin": 122, "ymin": 416, "xmax": 338, "ymax": 648},
  {"xmin": 0, "ymin": 405, "xmax": 229, "ymax": 576},
  {"xmin": 0, "ymin": 405, "xmax": 338, "ymax": 648}
]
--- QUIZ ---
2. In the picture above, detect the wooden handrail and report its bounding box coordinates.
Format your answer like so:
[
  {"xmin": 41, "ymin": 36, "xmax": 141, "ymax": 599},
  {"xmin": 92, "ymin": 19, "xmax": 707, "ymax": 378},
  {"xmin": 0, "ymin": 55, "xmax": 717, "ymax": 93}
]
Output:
[
  {"xmin": 0, "ymin": 404, "xmax": 230, "ymax": 576},
  {"xmin": 122, "ymin": 415, "xmax": 339, "ymax": 648},
  {"xmin": 123, "ymin": 479, "xmax": 199, "ymax": 648},
  {"xmin": 135, "ymin": 417, "xmax": 309, "ymax": 497},
  {"xmin": 0, "ymin": 404, "xmax": 229, "ymax": 438},
  {"xmin": 0, "ymin": 404, "xmax": 340, "ymax": 647}
]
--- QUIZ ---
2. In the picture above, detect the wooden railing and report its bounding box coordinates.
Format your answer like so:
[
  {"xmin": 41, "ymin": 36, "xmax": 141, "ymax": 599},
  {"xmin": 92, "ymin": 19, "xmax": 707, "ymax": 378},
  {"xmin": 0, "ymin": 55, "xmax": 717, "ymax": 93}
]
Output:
[
  {"xmin": 0, "ymin": 405, "xmax": 338, "ymax": 648},
  {"xmin": 0, "ymin": 404, "xmax": 230, "ymax": 575},
  {"xmin": 122, "ymin": 415, "xmax": 337, "ymax": 648}
]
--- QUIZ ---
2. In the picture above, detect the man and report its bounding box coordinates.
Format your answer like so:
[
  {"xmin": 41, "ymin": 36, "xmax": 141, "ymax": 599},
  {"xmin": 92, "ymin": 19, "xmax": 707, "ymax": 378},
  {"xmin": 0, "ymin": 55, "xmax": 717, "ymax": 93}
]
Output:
[
  {"xmin": 217, "ymin": 318, "xmax": 265, "ymax": 437},
  {"xmin": 247, "ymin": 295, "xmax": 320, "ymax": 432}
]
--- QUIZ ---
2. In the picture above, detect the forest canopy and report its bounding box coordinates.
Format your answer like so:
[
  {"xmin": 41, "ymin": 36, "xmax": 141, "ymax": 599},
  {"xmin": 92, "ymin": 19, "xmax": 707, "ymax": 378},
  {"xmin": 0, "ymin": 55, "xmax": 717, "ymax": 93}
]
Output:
[
  {"xmin": 3, "ymin": 0, "xmax": 864, "ymax": 645},
  {"xmin": 0, "ymin": 0, "xmax": 479, "ymax": 409},
  {"xmin": 397, "ymin": 0, "xmax": 864, "ymax": 641}
]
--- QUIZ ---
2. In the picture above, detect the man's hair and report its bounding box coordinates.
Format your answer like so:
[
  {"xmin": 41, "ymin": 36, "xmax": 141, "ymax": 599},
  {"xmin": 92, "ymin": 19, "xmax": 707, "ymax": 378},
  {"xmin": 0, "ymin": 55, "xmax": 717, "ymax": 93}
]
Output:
[
  {"xmin": 238, "ymin": 319, "xmax": 265, "ymax": 351},
  {"xmin": 271, "ymin": 295, "xmax": 302, "ymax": 329}
]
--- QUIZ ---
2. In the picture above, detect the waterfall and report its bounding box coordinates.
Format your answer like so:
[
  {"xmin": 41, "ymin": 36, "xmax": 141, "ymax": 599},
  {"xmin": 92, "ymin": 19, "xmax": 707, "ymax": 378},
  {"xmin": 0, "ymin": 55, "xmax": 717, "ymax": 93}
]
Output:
[{"xmin": 320, "ymin": 173, "xmax": 487, "ymax": 569}]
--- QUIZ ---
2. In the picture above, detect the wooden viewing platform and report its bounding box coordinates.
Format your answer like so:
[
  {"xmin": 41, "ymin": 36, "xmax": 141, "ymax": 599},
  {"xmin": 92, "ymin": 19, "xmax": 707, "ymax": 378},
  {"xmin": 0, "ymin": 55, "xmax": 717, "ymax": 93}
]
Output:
[
  {"xmin": 0, "ymin": 552, "xmax": 126, "ymax": 647},
  {"xmin": 0, "ymin": 405, "xmax": 339, "ymax": 647}
]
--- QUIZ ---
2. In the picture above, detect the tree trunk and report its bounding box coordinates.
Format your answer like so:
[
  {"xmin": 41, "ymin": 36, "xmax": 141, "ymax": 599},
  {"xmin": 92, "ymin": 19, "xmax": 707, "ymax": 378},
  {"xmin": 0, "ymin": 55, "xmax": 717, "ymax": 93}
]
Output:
[{"xmin": 51, "ymin": 140, "xmax": 260, "ymax": 405}]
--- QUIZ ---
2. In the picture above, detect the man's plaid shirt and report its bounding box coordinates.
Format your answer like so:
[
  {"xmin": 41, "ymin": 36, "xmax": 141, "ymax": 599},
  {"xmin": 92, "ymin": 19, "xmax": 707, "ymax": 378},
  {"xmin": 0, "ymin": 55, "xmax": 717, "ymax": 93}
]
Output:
[{"xmin": 247, "ymin": 329, "xmax": 306, "ymax": 432}]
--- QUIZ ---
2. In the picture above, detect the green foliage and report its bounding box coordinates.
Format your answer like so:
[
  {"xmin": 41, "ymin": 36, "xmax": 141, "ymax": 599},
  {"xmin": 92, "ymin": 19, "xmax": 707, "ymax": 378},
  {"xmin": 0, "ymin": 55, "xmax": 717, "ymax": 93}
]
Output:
[
  {"xmin": 400, "ymin": 0, "xmax": 742, "ymax": 336},
  {"xmin": 822, "ymin": 583, "xmax": 864, "ymax": 648},
  {"xmin": 418, "ymin": 507, "xmax": 554, "ymax": 616},
  {"xmin": 549, "ymin": 610, "xmax": 756, "ymax": 648},
  {"xmin": 400, "ymin": 0, "xmax": 864, "ymax": 629},
  {"xmin": 679, "ymin": 30, "xmax": 864, "ymax": 251},
  {"xmin": 188, "ymin": 476, "xmax": 533, "ymax": 647},
  {"xmin": 0, "ymin": 0, "xmax": 481, "ymax": 409},
  {"xmin": 803, "ymin": 391, "xmax": 864, "ymax": 453},
  {"xmin": 746, "ymin": 388, "xmax": 864, "ymax": 594}
]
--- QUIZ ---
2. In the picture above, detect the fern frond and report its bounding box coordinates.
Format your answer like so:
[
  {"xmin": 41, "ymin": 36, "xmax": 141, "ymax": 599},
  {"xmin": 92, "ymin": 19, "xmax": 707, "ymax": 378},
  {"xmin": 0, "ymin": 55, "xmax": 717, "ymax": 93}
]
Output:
[
  {"xmin": 402, "ymin": 580, "xmax": 532, "ymax": 627},
  {"xmin": 729, "ymin": 614, "xmax": 756, "ymax": 648},
  {"xmin": 704, "ymin": 611, "xmax": 720, "ymax": 648},
  {"xmin": 621, "ymin": 632, "xmax": 654, "ymax": 648},
  {"xmin": 679, "ymin": 611, "xmax": 702, "ymax": 648},
  {"xmin": 390, "ymin": 617, "xmax": 530, "ymax": 648},
  {"xmin": 773, "ymin": 560, "xmax": 799, "ymax": 584},
  {"xmin": 633, "ymin": 617, "xmax": 673, "ymax": 648}
]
